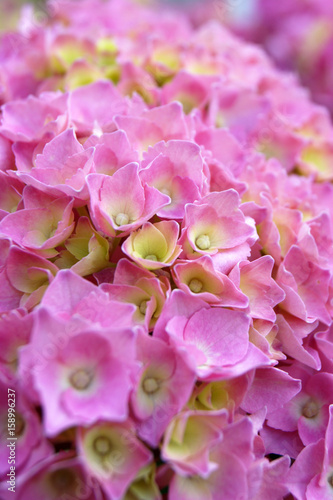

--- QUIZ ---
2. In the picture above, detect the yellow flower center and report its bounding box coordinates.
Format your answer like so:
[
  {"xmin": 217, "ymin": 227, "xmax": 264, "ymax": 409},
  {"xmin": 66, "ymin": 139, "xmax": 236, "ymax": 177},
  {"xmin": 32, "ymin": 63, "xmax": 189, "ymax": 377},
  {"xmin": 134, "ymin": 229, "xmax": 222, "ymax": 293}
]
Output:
[
  {"xmin": 69, "ymin": 368, "xmax": 94, "ymax": 391},
  {"xmin": 195, "ymin": 235, "xmax": 211, "ymax": 250},
  {"xmin": 302, "ymin": 400, "xmax": 319, "ymax": 419},
  {"xmin": 115, "ymin": 213, "xmax": 129, "ymax": 226},
  {"xmin": 189, "ymin": 278, "xmax": 203, "ymax": 293},
  {"xmin": 143, "ymin": 377, "xmax": 160, "ymax": 394}
]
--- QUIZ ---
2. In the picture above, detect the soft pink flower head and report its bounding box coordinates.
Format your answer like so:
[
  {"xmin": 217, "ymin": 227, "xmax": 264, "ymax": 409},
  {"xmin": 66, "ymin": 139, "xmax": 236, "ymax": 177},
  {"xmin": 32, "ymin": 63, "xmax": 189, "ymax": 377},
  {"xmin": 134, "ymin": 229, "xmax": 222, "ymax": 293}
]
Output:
[
  {"xmin": 0, "ymin": 171, "xmax": 23, "ymax": 221},
  {"xmin": 267, "ymin": 370, "xmax": 333, "ymax": 446},
  {"xmin": 28, "ymin": 308, "xmax": 138, "ymax": 436},
  {"xmin": 87, "ymin": 163, "xmax": 170, "ymax": 237},
  {"xmin": 131, "ymin": 332, "xmax": 195, "ymax": 447},
  {"xmin": 68, "ymin": 80, "xmax": 127, "ymax": 136},
  {"xmin": 0, "ymin": 92, "xmax": 68, "ymax": 143},
  {"xmin": 0, "ymin": 245, "xmax": 58, "ymax": 310},
  {"xmin": 0, "ymin": 194, "xmax": 75, "ymax": 258},
  {"xmin": 0, "ymin": 453, "xmax": 104, "ymax": 500},
  {"xmin": 122, "ymin": 220, "xmax": 182, "ymax": 270},
  {"xmin": 102, "ymin": 258, "xmax": 170, "ymax": 330},
  {"xmin": 168, "ymin": 417, "xmax": 256, "ymax": 500},
  {"xmin": 155, "ymin": 290, "xmax": 269, "ymax": 380},
  {"xmin": 161, "ymin": 71, "xmax": 213, "ymax": 114},
  {"xmin": 172, "ymin": 255, "xmax": 249, "ymax": 307},
  {"xmin": 78, "ymin": 420, "xmax": 152, "ymax": 500},
  {"xmin": 0, "ymin": 308, "xmax": 32, "ymax": 376},
  {"xmin": 55, "ymin": 216, "xmax": 111, "ymax": 277},
  {"xmin": 287, "ymin": 405, "xmax": 333, "ymax": 500},
  {"xmin": 189, "ymin": 374, "xmax": 251, "ymax": 414},
  {"xmin": 0, "ymin": 381, "xmax": 48, "ymax": 479},
  {"xmin": 180, "ymin": 190, "xmax": 257, "ymax": 258}
]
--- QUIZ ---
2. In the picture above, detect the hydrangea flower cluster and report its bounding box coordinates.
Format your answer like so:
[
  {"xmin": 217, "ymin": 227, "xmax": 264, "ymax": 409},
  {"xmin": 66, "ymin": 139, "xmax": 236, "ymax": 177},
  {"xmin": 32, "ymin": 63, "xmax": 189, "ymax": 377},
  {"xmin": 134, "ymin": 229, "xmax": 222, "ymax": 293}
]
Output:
[{"xmin": 1, "ymin": 0, "xmax": 333, "ymax": 499}]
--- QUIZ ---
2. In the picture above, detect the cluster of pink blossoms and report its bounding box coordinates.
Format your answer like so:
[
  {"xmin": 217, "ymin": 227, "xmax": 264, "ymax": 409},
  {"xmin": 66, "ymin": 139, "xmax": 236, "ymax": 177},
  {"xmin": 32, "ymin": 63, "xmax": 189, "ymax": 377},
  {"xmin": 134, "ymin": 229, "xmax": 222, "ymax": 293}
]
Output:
[{"xmin": 1, "ymin": 0, "xmax": 333, "ymax": 499}]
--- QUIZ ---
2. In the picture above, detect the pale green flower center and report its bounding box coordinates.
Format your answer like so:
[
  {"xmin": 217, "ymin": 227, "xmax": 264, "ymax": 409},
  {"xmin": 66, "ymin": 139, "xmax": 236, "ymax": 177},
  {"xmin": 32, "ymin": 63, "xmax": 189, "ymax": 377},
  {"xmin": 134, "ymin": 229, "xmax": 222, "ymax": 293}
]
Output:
[
  {"xmin": 143, "ymin": 377, "xmax": 159, "ymax": 394},
  {"xmin": 195, "ymin": 234, "xmax": 210, "ymax": 250},
  {"xmin": 145, "ymin": 254, "xmax": 158, "ymax": 261},
  {"xmin": 93, "ymin": 436, "xmax": 113, "ymax": 456},
  {"xmin": 69, "ymin": 368, "xmax": 94, "ymax": 391},
  {"xmin": 139, "ymin": 300, "xmax": 149, "ymax": 315},
  {"xmin": 115, "ymin": 213, "xmax": 129, "ymax": 226},
  {"xmin": 189, "ymin": 278, "xmax": 203, "ymax": 293}
]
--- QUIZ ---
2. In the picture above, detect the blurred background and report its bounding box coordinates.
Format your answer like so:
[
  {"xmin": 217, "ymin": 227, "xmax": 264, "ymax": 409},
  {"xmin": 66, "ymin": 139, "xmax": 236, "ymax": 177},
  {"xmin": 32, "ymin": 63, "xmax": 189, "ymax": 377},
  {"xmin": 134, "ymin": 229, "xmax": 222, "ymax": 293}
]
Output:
[{"xmin": 1, "ymin": 0, "xmax": 333, "ymax": 113}]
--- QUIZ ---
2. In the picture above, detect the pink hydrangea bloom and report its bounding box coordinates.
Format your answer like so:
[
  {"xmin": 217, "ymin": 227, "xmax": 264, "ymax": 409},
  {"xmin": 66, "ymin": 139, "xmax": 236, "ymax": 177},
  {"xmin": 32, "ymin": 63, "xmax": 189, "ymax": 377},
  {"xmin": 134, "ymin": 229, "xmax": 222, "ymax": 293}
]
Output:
[
  {"xmin": 27, "ymin": 307, "xmax": 138, "ymax": 436},
  {"xmin": 131, "ymin": 332, "xmax": 195, "ymax": 447},
  {"xmin": 287, "ymin": 405, "xmax": 333, "ymax": 500},
  {"xmin": 78, "ymin": 420, "xmax": 152, "ymax": 500},
  {"xmin": 0, "ymin": 0, "xmax": 333, "ymax": 497},
  {"xmin": 87, "ymin": 163, "xmax": 170, "ymax": 237},
  {"xmin": 0, "ymin": 452, "xmax": 104, "ymax": 500}
]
